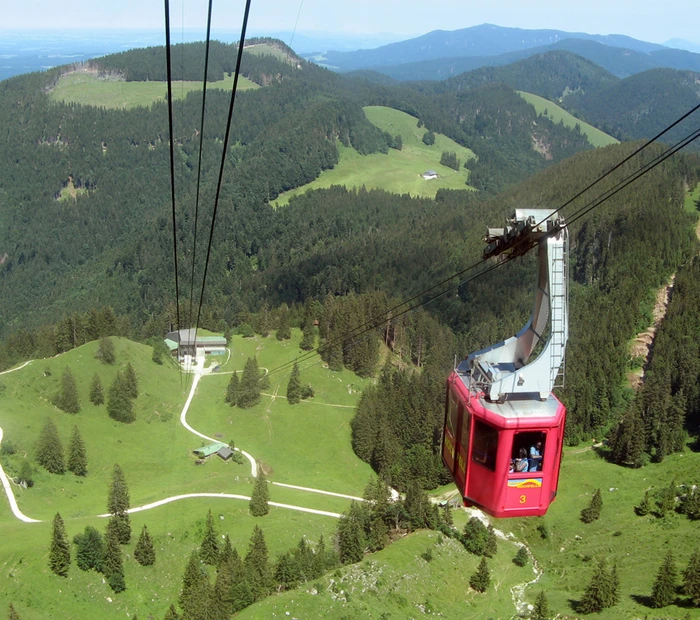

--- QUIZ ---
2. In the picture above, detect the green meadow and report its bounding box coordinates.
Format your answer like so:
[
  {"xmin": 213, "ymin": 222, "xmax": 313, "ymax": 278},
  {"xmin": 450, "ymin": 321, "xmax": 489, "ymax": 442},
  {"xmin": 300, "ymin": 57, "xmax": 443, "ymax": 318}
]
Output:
[
  {"xmin": 49, "ymin": 71, "xmax": 258, "ymax": 110},
  {"xmin": 684, "ymin": 182, "xmax": 700, "ymax": 214},
  {"xmin": 244, "ymin": 43, "xmax": 295, "ymax": 63},
  {"xmin": 518, "ymin": 91, "xmax": 619, "ymax": 148},
  {"xmin": 1, "ymin": 333, "xmax": 699, "ymax": 618},
  {"xmin": 272, "ymin": 106, "xmax": 476, "ymax": 206}
]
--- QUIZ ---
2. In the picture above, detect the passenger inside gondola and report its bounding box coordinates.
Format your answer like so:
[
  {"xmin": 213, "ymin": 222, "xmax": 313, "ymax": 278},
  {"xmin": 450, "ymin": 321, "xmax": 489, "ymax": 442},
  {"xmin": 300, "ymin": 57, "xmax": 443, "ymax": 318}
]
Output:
[{"xmin": 510, "ymin": 432, "xmax": 546, "ymax": 474}]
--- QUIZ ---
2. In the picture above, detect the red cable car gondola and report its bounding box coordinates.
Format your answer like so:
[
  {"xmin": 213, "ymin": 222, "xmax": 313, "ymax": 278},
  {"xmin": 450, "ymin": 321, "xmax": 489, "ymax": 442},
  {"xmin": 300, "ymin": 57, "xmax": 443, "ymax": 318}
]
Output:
[{"xmin": 442, "ymin": 210, "xmax": 568, "ymax": 518}]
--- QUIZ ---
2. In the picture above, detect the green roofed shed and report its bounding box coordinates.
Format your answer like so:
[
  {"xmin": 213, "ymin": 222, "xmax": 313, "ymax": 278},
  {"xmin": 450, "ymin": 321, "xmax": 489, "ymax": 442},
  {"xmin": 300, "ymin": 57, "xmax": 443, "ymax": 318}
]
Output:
[
  {"xmin": 164, "ymin": 339, "xmax": 179, "ymax": 352},
  {"xmin": 193, "ymin": 442, "xmax": 227, "ymax": 457}
]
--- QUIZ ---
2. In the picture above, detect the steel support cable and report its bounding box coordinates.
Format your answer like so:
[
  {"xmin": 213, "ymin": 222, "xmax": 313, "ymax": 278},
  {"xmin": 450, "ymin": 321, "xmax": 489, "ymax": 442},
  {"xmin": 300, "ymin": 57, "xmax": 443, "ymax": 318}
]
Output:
[
  {"xmin": 534, "ymin": 101, "xmax": 700, "ymax": 229},
  {"xmin": 164, "ymin": 0, "xmax": 183, "ymax": 386},
  {"xmin": 264, "ymin": 255, "xmax": 517, "ymax": 381},
  {"xmin": 164, "ymin": 0, "xmax": 181, "ymax": 333},
  {"xmin": 564, "ymin": 127, "xmax": 700, "ymax": 229},
  {"xmin": 183, "ymin": 0, "xmax": 214, "ymax": 392},
  {"xmin": 192, "ymin": 0, "xmax": 254, "ymax": 348},
  {"xmin": 264, "ymin": 125, "xmax": 700, "ymax": 381},
  {"xmin": 187, "ymin": 0, "xmax": 214, "ymax": 332}
]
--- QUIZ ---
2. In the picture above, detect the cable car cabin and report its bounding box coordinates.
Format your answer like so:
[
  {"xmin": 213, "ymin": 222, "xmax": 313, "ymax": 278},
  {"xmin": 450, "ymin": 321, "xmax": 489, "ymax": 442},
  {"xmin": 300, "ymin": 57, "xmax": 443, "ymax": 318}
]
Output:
[{"xmin": 443, "ymin": 209, "xmax": 569, "ymax": 518}]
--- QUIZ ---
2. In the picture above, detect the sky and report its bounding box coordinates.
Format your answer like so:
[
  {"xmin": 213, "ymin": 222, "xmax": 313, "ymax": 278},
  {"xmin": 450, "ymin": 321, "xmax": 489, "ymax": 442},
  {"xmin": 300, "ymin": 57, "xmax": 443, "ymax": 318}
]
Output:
[{"xmin": 4, "ymin": 0, "xmax": 699, "ymax": 45}]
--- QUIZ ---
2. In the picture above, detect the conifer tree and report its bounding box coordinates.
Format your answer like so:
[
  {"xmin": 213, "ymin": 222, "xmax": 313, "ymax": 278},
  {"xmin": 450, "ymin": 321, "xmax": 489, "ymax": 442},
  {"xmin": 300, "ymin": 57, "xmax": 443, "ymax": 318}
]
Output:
[
  {"xmin": 224, "ymin": 372, "xmax": 240, "ymax": 406},
  {"xmin": 286, "ymin": 362, "xmax": 302, "ymax": 405},
  {"xmin": 682, "ymin": 548, "xmax": 700, "ymax": 607},
  {"xmin": 636, "ymin": 490, "xmax": 651, "ymax": 516},
  {"xmin": 513, "ymin": 546, "xmax": 529, "ymax": 567},
  {"xmin": 219, "ymin": 534, "xmax": 234, "ymax": 568},
  {"xmin": 250, "ymin": 470, "xmax": 270, "ymax": 516},
  {"xmin": 238, "ymin": 357, "xmax": 261, "ymax": 408},
  {"xmin": 89, "ymin": 373, "xmax": 104, "ymax": 405},
  {"xmin": 532, "ymin": 590, "xmax": 550, "ymax": 620},
  {"xmin": 609, "ymin": 563, "xmax": 620, "ymax": 607},
  {"xmin": 581, "ymin": 488, "xmax": 603, "ymax": 523},
  {"xmin": 462, "ymin": 517, "xmax": 489, "ymax": 556},
  {"xmin": 8, "ymin": 603, "xmax": 21, "ymax": 620},
  {"xmin": 67, "ymin": 425, "xmax": 87, "ymax": 476},
  {"xmin": 163, "ymin": 604, "xmax": 179, "ymax": 620},
  {"xmin": 276, "ymin": 303, "xmax": 291, "ymax": 340},
  {"xmin": 656, "ymin": 480, "xmax": 677, "ymax": 515},
  {"xmin": 579, "ymin": 559, "xmax": 616, "ymax": 613},
  {"xmin": 442, "ymin": 503, "xmax": 454, "ymax": 529},
  {"xmin": 103, "ymin": 518, "xmax": 126, "ymax": 593},
  {"xmin": 178, "ymin": 551, "xmax": 204, "ymax": 610},
  {"xmin": 134, "ymin": 525, "xmax": 156, "ymax": 566},
  {"xmin": 245, "ymin": 525, "xmax": 272, "ymax": 600},
  {"xmin": 96, "ymin": 337, "xmax": 115, "ymax": 364},
  {"xmin": 36, "ymin": 417, "xmax": 65, "ymax": 474},
  {"xmin": 484, "ymin": 524, "xmax": 498, "ymax": 558},
  {"xmin": 469, "ymin": 557, "xmax": 490, "ymax": 592},
  {"xmin": 123, "ymin": 362, "xmax": 138, "ymax": 398},
  {"xmin": 56, "ymin": 367, "xmax": 80, "ymax": 413},
  {"xmin": 210, "ymin": 554, "xmax": 235, "ymax": 618},
  {"xmin": 49, "ymin": 512, "xmax": 70, "ymax": 577},
  {"xmin": 18, "ymin": 459, "xmax": 34, "ymax": 488},
  {"xmin": 651, "ymin": 551, "xmax": 678, "ymax": 608},
  {"xmin": 256, "ymin": 303, "xmax": 271, "ymax": 337},
  {"xmin": 74, "ymin": 525, "xmax": 104, "ymax": 573},
  {"xmin": 200, "ymin": 509, "xmax": 220, "ymax": 565},
  {"xmin": 107, "ymin": 464, "xmax": 131, "ymax": 544},
  {"xmin": 300, "ymin": 317, "xmax": 316, "ymax": 351},
  {"xmin": 336, "ymin": 502, "xmax": 366, "ymax": 565},
  {"xmin": 107, "ymin": 372, "xmax": 135, "ymax": 423}
]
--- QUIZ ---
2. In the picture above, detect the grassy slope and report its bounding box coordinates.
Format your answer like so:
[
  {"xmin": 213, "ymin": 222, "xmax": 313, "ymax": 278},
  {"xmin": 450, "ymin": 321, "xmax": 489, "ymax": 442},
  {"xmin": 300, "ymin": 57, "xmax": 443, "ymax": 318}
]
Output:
[
  {"xmin": 48, "ymin": 71, "xmax": 258, "ymax": 109},
  {"xmin": 272, "ymin": 106, "xmax": 476, "ymax": 207},
  {"xmin": 684, "ymin": 182, "xmax": 700, "ymax": 214},
  {"xmin": 244, "ymin": 43, "xmax": 294, "ymax": 63},
  {"xmin": 2, "ymin": 335, "xmax": 699, "ymax": 618},
  {"xmin": 518, "ymin": 91, "xmax": 619, "ymax": 148},
  {"xmin": 0, "ymin": 332, "xmax": 372, "ymax": 618}
]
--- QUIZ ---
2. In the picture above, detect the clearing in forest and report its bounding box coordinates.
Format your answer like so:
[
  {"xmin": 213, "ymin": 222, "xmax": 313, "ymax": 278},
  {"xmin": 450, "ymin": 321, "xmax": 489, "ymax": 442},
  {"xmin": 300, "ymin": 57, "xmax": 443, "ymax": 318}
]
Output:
[
  {"xmin": 272, "ymin": 106, "xmax": 476, "ymax": 206},
  {"xmin": 48, "ymin": 70, "xmax": 259, "ymax": 110},
  {"xmin": 518, "ymin": 91, "xmax": 618, "ymax": 148}
]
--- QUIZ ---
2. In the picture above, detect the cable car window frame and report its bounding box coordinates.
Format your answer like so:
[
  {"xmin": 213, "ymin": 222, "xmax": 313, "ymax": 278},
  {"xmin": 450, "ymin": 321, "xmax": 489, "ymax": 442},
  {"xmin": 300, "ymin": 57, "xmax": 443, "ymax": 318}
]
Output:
[
  {"xmin": 509, "ymin": 431, "xmax": 547, "ymax": 475},
  {"xmin": 446, "ymin": 390, "xmax": 459, "ymax": 437},
  {"xmin": 471, "ymin": 419, "xmax": 498, "ymax": 472}
]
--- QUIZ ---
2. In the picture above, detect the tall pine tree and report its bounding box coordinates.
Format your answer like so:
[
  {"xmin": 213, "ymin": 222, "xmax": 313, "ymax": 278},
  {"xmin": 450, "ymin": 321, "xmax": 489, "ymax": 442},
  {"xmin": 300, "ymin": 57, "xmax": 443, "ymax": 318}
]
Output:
[
  {"xmin": 49, "ymin": 512, "xmax": 70, "ymax": 577},
  {"xmin": 67, "ymin": 425, "xmax": 87, "ymax": 476},
  {"xmin": 36, "ymin": 418, "xmax": 65, "ymax": 474},
  {"xmin": 469, "ymin": 557, "xmax": 490, "ymax": 592},
  {"xmin": 651, "ymin": 551, "xmax": 678, "ymax": 608},
  {"xmin": 103, "ymin": 518, "xmax": 126, "ymax": 593},
  {"xmin": 123, "ymin": 362, "xmax": 139, "ymax": 399},
  {"xmin": 200, "ymin": 510, "xmax": 220, "ymax": 565},
  {"xmin": 74, "ymin": 525, "xmax": 104, "ymax": 572},
  {"xmin": 286, "ymin": 363, "xmax": 301, "ymax": 405},
  {"xmin": 89, "ymin": 373, "xmax": 104, "ymax": 405},
  {"xmin": 107, "ymin": 372, "xmax": 135, "ymax": 423},
  {"xmin": 225, "ymin": 372, "xmax": 240, "ymax": 406},
  {"xmin": 245, "ymin": 525, "xmax": 272, "ymax": 601},
  {"xmin": 134, "ymin": 524, "xmax": 156, "ymax": 566},
  {"xmin": 683, "ymin": 548, "xmax": 700, "ymax": 607},
  {"xmin": 532, "ymin": 590, "xmax": 550, "ymax": 620},
  {"xmin": 238, "ymin": 357, "xmax": 262, "ymax": 409},
  {"xmin": 96, "ymin": 337, "xmax": 115, "ymax": 364},
  {"xmin": 250, "ymin": 470, "xmax": 270, "ymax": 517},
  {"xmin": 276, "ymin": 303, "xmax": 291, "ymax": 340},
  {"xmin": 107, "ymin": 464, "xmax": 131, "ymax": 544},
  {"xmin": 56, "ymin": 367, "xmax": 80, "ymax": 413}
]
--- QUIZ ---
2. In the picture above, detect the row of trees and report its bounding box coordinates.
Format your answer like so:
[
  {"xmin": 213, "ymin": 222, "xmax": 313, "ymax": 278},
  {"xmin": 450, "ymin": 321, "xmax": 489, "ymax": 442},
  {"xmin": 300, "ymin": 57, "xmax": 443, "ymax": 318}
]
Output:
[{"xmin": 36, "ymin": 418, "xmax": 87, "ymax": 476}]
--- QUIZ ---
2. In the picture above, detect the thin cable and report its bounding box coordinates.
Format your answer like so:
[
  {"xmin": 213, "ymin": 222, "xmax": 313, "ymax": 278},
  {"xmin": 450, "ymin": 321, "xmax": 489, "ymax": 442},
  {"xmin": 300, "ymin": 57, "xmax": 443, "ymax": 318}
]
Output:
[
  {"xmin": 565, "ymin": 127, "xmax": 700, "ymax": 229},
  {"xmin": 187, "ymin": 0, "xmax": 214, "ymax": 339},
  {"xmin": 288, "ymin": 0, "xmax": 304, "ymax": 50},
  {"xmin": 535, "ymin": 101, "xmax": 700, "ymax": 229},
  {"xmin": 192, "ymin": 0, "xmax": 253, "ymax": 344},
  {"xmin": 164, "ymin": 0, "xmax": 181, "ymax": 335},
  {"xmin": 264, "ymin": 124, "xmax": 700, "ymax": 381}
]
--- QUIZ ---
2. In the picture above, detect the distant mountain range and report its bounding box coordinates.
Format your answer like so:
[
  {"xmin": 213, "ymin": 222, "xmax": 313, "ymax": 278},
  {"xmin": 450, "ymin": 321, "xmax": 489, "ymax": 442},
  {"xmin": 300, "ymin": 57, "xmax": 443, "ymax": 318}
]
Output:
[{"xmin": 307, "ymin": 24, "xmax": 700, "ymax": 80}]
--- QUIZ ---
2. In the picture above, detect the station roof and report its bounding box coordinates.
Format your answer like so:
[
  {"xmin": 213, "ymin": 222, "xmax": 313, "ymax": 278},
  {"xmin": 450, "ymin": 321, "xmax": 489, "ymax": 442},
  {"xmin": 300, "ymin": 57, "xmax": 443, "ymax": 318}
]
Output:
[{"xmin": 193, "ymin": 442, "xmax": 227, "ymax": 457}]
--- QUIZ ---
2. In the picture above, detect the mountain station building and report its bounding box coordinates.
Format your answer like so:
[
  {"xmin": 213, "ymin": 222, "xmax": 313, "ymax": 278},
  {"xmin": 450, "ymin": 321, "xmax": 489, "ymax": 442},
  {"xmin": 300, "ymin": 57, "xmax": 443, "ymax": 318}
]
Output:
[{"xmin": 165, "ymin": 328, "xmax": 227, "ymax": 358}]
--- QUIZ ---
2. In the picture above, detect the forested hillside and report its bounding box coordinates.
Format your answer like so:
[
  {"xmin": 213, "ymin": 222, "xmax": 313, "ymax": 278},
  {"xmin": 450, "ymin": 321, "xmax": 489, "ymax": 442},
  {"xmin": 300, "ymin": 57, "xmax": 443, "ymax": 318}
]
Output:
[
  {"xmin": 564, "ymin": 68, "xmax": 700, "ymax": 147},
  {"xmin": 0, "ymin": 40, "xmax": 592, "ymax": 339}
]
